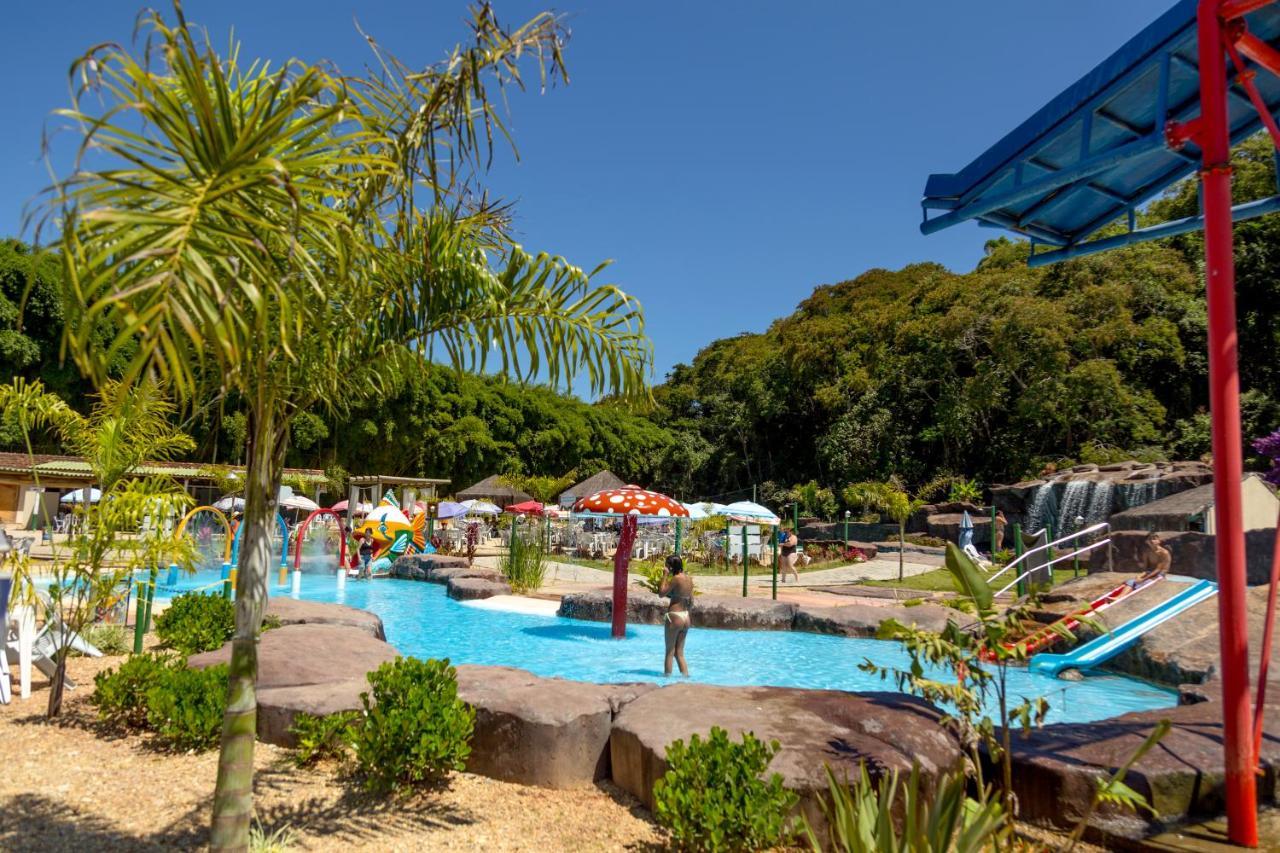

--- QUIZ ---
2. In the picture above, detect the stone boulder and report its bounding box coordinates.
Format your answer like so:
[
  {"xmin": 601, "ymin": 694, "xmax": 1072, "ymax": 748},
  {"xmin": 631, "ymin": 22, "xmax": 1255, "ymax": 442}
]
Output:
[
  {"xmin": 610, "ymin": 684, "xmax": 962, "ymax": 830},
  {"xmin": 793, "ymin": 602, "xmax": 957, "ymax": 638},
  {"xmin": 1008, "ymin": 699, "xmax": 1280, "ymax": 843},
  {"xmin": 556, "ymin": 589, "xmax": 667, "ymax": 625},
  {"xmin": 265, "ymin": 597, "xmax": 386, "ymax": 640},
  {"xmin": 447, "ymin": 576, "xmax": 511, "ymax": 601},
  {"xmin": 455, "ymin": 665, "xmax": 654, "ymax": 787},
  {"xmin": 390, "ymin": 553, "xmax": 471, "ymax": 580},
  {"xmin": 188, "ymin": 622, "xmax": 399, "ymax": 746},
  {"xmin": 690, "ymin": 595, "xmax": 797, "ymax": 631},
  {"xmin": 429, "ymin": 565, "xmax": 504, "ymax": 585}
]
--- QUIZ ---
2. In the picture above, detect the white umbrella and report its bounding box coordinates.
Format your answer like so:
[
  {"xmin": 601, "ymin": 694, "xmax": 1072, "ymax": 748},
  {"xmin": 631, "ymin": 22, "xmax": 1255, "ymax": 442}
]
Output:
[
  {"xmin": 280, "ymin": 494, "xmax": 320, "ymax": 512},
  {"xmin": 681, "ymin": 501, "xmax": 709, "ymax": 520},
  {"xmin": 462, "ymin": 499, "xmax": 502, "ymax": 516},
  {"xmin": 61, "ymin": 488, "xmax": 102, "ymax": 504},
  {"xmin": 721, "ymin": 500, "xmax": 781, "ymax": 525},
  {"xmin": 214, "ymin": 496, "xmax": 245, "ymax": 512}
]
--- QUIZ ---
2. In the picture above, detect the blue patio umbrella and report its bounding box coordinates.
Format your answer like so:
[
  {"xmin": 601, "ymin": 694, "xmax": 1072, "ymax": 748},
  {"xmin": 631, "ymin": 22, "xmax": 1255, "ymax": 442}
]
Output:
[{"xmin": 959, "ymin": 510, "xmax": 974, "ymax": 549}]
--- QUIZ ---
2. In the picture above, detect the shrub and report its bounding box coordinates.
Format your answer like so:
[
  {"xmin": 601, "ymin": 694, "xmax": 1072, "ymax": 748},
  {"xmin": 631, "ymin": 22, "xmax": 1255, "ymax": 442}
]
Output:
[
  {"xmin": 800, "ymin": 763, "xmax": 1004, "ymax": 853},
  {"xmin": 92, "ymin": 652, "xmax": 176, "ymax": 729},
  {"xmin": 290, "ymin": 710, "xmax": 359, "ymax": 767},
  {"xmin": 351, "ymin": 657, "xmax": 474, "ymax": 793},
  {"xmin": 84, "ymin": 623, "xmax": 130, "ymax": 655},
  {"xmin": 638, "ymin": 560, "xmax": 666, "ymax": 594},
  {"xmin": 154, "ymin": 591, "xmax": 235, "ymax": 654},
  {"xmin": 501, "ymin": 532, "xmax": 547, "ymax": 594},
  {"xmin": 903, "ymin": 533, "xmax": 946, "ymax": 548},
  {"xmin": 145, "ymin": 662, "xmax": 228, "ymax": 751},
  {"xmin": 249, "ymin": 820, "xmax": 298, "ymax": 853},
  {"xmin": 652, "ymin": 726, "xmax": 797, "ymax": 851}
]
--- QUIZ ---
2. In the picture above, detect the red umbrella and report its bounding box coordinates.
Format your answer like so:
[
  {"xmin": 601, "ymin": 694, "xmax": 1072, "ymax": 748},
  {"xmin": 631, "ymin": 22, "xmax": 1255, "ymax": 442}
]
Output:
[
  {"xmin": 574, "ymin": 486, "xmax": 689, "ymax": 638},
  {"xmin": 505, "ymin": 500, "xmax": 544, "ymax": 515}
]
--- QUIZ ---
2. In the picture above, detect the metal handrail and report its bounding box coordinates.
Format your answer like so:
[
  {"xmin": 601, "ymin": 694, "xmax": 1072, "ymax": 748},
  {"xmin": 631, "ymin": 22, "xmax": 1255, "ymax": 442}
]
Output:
[
  {"xmin": 987, "ymin": 521, "xmax": 1111, "ymax": 583},
  {"xmin": 994, "ymin": 537, "xmax": 1111, "ymax": 598}
]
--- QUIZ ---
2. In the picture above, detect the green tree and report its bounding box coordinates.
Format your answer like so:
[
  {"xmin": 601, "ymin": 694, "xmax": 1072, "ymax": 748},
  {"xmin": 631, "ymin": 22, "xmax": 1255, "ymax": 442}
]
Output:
[
  {"xmin": 0, "ymin": 378, "xmax": 197, "ymax": 717},
  {"xmin": 842, "ymin": 477, "xmax": 946, "ymax": 581},
  {"xmin": 48, "ymin": 6, "xmax": 650, "ymax": 849}
]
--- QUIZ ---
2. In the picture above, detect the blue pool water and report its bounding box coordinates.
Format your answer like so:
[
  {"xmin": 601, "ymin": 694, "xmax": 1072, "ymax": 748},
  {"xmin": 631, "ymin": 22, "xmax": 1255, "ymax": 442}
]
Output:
[{"xmin": 158, "ymin": 567, "xmax": 1177, "ymax": 725}]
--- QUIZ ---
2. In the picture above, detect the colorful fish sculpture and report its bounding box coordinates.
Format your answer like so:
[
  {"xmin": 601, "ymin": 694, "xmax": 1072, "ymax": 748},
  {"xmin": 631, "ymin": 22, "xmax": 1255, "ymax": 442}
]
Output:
[{"xmin": 353, "ymin": 490, "xmax": 431, "ymax": 575}]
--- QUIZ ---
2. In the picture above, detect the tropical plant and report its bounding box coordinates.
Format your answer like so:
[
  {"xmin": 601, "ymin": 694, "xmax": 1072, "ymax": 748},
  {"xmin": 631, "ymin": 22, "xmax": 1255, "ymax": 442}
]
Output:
[
  {"xmin": 44, "ymin": 5, "xmax": 649, "ymax": 846},
  {"xmin": 248, "ymin": 820, "xmax": 299, "ymax": 853},
  {"xmin": 289, "ymin": 710, "xmax": 359, "ymax": 768},
  {"xmin": 788, "ymin": 480, "xmax": 838, "ymax": 520},
  {"xmin": 145, "ymin": 662, "xmax": 230, "ymax": 751},
  {"xmin": 842, "ymin": 478, "xmax": 941, "ymax": 582},
  {"xmin": 82, "ymin": 623, "xmax": 130, "ymax": 656},
  {"xmin": 800, "ymin": 763, "xmax": 1006, "ymax": 853},
  {"xmin": 947, "ymin": 477, "xmax": 984, "ymax": 504},
  {"xmin": 0, "ymin": 378, "xmax": 198, "ymax": 717},
  {"xmin": 92, "ymin": 652, "xmax": 178, "ymax": 730},
  {"xmin": 501, "ymin": 525, "xmax": 548, "ymax": 593},
  {"xmin": 154, "ymin": 592, "xmax": 237, "ymax": 655},
  {"xmin": 351, "ymin": 657, "xmax": 475, "ymax": 794},
  {"xmin": 863, "ymin": 544, "xmax": 1165, "ymax": 846},
  {"xmin": 499, "ymin": 468, "xmax": 577, "ymax": 504},
  {"xmin": 652, "ymin": 726, "xmax": 797, "ymax": 851}
]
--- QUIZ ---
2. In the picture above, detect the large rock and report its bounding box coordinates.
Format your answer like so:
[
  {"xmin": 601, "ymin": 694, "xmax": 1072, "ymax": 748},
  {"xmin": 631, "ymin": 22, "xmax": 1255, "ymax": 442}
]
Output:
[
  {"xmin": 390, "ymin": 553, "xmax": 471, "ymax": 580},
  {"xmin": 455, "ymin": 665, "xmax": 654, "ymax": 787},
  {"xmin": 447, "ymin": 576, "xmax": 511, "ymax": 601},
  {"xmin": 188, "ymin": 622, "xmax": 399, "ymax": 746},
  {"xmin": 690, "ymin": 595, "xmax": 797, "ymax": 631},
  {"xmin": 794, "ymin": 602, "xmax": 956, "ymax": 638},
  {"xmin": 610, "ymin": 684, "xmax": 962, "ymax": 829},
  {"xmin": 1008, "ymin": 700, "xmax": 1280, "ymax": 842},
  {"xmin": 1089, "ymin": 529, "xmax": 1278, "ymax": 585},
  {"xmin": 556, "ymin": 588, "xmax": 668, "ymax": 625},
  {"xmin": 429, "ymin": 565, "xmax": 504, "ymax": 585},
  {"xmin": 265, "ymin": 597, "xmax": 386, "ymax": 640}
]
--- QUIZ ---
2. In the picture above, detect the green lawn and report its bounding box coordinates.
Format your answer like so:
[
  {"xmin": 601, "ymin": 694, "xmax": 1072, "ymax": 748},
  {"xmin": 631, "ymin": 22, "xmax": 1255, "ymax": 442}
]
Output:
[{"xmin": 859, "ymin": 566, "xmax": 1085, "ymax": 593}]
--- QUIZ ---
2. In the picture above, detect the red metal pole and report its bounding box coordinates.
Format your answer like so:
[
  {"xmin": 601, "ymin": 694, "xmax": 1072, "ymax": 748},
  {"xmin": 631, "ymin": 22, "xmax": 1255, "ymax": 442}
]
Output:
[
  {"xmin": 611, "ymin": 515, "xmax": 638, "ymax": 639},
  {"xmin": 1198, "ymin": 1, "xmax": 1259, "ymax": 844}
]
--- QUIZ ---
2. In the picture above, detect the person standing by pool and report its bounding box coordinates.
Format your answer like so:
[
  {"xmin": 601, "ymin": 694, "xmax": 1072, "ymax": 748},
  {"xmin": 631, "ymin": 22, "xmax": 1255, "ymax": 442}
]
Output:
[
  {"xmin": 780, "ymin": 526, "xmax": 801, "ymax": 583},
  {"xmin": 659, "ymin": 555, "xmax": 693, "ymax": 677}
]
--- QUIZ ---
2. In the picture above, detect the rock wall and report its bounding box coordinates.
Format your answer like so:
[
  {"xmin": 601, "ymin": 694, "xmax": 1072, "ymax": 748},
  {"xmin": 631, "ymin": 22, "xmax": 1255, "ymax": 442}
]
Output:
[
  {"xmin": 991, "ymin": 460, "xmax": 1212, "ymax": 531},
  {"xmin": 1089, "ymin": 528, "xmax": 1277, "ymax": 585}
]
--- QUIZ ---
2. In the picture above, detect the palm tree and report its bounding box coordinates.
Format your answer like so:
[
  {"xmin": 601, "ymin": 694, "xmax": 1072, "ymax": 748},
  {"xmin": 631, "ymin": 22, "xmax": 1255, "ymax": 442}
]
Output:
[
  {"xmin": 0, "ymin": 378, "xmax": 197, "ymax": 716},
  {"xmin": 43, "ymin": 5, "xmax": 650, "ymax": 849},
  {"xmin": 842, "ymin": 478, "xmax": 934, "ymax": 582}
]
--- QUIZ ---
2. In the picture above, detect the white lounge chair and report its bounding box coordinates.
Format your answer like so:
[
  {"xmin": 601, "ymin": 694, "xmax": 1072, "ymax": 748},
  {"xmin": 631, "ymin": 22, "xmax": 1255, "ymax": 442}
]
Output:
[{"xmin": 3, "ymin": 588, "xmax": 102, "ymax": 699}]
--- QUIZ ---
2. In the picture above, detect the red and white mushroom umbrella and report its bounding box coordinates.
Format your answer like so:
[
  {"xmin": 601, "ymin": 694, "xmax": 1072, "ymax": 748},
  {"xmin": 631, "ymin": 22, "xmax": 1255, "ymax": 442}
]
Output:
[
  {"xmin": 573, "ymin": 485, "xmax": 689, "ymax": 638},
  {"xmin": 573, "ymin": 485, "xmax": 690, "ymax": 518}
]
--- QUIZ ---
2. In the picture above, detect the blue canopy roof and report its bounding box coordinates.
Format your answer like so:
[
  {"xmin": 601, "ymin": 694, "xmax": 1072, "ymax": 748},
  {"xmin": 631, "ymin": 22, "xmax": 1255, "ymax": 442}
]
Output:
[{"xmin": 920, "ymin": 0, "xmax": 1280, "ymax": 262}]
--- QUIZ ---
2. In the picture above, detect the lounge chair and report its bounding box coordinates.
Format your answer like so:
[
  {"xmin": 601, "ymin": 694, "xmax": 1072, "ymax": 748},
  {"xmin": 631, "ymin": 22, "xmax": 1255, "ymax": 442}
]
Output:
[
  {"xmin": 0, "ymin": 577, "xmax": 10, "ymax": 704},
  {"xmin": 3, "ymin": 589, "xmax": 103, "ymax": 699}
]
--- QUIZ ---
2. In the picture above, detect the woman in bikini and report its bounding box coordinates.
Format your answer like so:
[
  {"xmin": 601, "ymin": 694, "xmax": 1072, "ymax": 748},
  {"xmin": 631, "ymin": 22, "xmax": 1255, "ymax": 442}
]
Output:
[{"xmin": 659, "ymin": 555, "xmax": 693, "ymax": 677}]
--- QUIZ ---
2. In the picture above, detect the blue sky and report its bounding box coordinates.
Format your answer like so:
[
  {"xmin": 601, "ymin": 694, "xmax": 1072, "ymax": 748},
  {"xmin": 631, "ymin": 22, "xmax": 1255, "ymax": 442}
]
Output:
[{"xmin": 1, "ymin": 0, "xmax": 1174, "ymax": 388}]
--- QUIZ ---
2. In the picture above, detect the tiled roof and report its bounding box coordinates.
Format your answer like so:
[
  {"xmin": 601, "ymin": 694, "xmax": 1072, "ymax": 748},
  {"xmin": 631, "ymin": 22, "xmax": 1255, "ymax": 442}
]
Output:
[{"xmin": 0, "ymin": 451, "xmax": 324, "ymax": 481}]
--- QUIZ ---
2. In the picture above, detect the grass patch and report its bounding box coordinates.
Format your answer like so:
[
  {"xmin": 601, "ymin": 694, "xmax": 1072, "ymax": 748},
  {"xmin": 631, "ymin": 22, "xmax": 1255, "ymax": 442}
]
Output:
[{"xmin": 860, "ymin": 566, "xmax": 1084, "ymax": 593}]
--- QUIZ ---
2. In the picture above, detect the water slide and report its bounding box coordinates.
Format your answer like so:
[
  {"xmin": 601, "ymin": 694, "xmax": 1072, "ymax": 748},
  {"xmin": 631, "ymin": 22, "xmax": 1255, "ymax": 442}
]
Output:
[{"xmin": 1029, "ymin": 579, "xmax": 1218, "ymax": 677}]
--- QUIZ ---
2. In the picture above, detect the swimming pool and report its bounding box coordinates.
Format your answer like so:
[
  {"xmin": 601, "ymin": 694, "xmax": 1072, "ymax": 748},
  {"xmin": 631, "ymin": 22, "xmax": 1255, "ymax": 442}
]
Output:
[{"xmin": 158, "ymin": 567, "xmax": 1177, "ymax": 725}]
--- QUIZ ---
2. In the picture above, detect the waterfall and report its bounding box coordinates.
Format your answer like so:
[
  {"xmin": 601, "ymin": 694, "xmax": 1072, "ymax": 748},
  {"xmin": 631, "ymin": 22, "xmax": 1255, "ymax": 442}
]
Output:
[
  {"xmin": 1055, "ymin": 481, "xmax": 1092, "ymax": 536},
  {"xmin": 1026, "ymin": 484, "xmax": 1057, "ymax": 535},
  {"xmin": 1084, "ymin": 480, "xmax": 1113, "ymax": 527},
  {"xmin": 1124, "ymin": 479, "xmax": 1160, "ymax": 509}
]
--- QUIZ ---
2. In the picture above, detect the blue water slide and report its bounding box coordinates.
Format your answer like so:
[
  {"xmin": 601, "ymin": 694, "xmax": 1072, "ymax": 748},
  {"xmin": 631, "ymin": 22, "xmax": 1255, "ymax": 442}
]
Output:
[{"xmin": 1029, "ymin": 579, "xmax": 1218, "ymax": 678}]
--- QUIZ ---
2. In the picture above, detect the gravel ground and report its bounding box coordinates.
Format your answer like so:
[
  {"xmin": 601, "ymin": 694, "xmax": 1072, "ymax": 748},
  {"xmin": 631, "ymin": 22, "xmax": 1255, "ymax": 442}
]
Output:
[{"xmin": 0, "ymin": 649, "xmax": 664, "ymax": 852}]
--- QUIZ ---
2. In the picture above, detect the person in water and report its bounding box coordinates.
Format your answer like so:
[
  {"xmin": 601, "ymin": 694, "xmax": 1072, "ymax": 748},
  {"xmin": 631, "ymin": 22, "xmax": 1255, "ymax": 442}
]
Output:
[{"xmin": 659, "ymin": 555, "xmax": 693, "ymax": 677}]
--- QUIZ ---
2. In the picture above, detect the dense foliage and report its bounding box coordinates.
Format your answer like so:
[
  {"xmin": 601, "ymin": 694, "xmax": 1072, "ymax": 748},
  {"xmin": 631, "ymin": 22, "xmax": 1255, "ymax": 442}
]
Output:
[
  {"xmin": 92, "ymin": 652, "xmax": 177, "ymax": 730},
  {"xmin": 289, "ymin": 711, "xmax": 360, "ymax": 768},
  {"xmin": 154, "ymin": 592, "xmax": 237, "ymax": 655},
  {"xmin": 8, "ymin": 137, "xmax": 1280, "ymax": 501},
  {"xmin": 351, "ymin": 657, "xmax": 475, "ymax": 793},
  {"xmin": 91, "ymin": 653, "xmax": 228, "ymax": 751},
  {"xmin": 652, "ymin": 726, "xmax": 797, "ymax": 851}
]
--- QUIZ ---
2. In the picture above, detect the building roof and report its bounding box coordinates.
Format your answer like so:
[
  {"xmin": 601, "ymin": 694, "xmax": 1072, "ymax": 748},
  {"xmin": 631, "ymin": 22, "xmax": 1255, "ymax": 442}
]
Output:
[
  {"xmin": 561, "ymin": 469, "xmax": 625, "ymax": 499},
  {"xmin": 348, "ymin": 474, "xmax": 450, "ymax": 486},
  {"xmin": 919, "ymin": 0, "xmax": 1280, "ymax": 265},
  {"xmin": 455, "ymin": 474, "xmax": 533, "ymax": 504},
  {"xmin": 1110, "ymin": 474, "xmax": 1275, "ymax": 522},
  {"xmin": 0, "ymin": 451, "xmax": 325, "ymax": 482}
]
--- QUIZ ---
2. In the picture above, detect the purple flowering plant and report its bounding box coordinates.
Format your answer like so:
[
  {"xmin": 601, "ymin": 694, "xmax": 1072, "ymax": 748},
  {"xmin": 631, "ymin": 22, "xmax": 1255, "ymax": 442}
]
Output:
[{"xmin": 1253, "ymin": 428, "xmax": 1280, "ymax": 486}]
